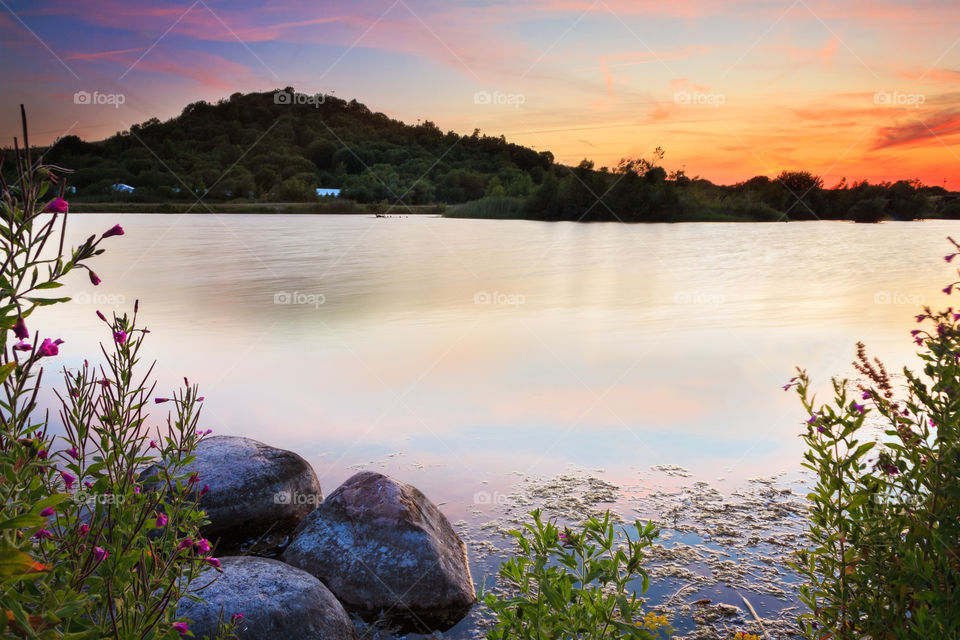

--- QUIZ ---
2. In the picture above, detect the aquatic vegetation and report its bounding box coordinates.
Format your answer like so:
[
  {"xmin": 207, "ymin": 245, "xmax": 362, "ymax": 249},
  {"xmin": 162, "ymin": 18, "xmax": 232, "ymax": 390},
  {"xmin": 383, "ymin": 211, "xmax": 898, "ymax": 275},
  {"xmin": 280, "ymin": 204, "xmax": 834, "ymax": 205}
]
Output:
[
  {"xmin": 465, "ymin": 468, "xmax": 807, "ymax": 638},
  {"xmin": 482, "ymin": 509, "xmax": 669, "ymax": 639},
  {"xmin": 790, "ymin": 238, "xmax": 960, "ymax": 638},
  {"xmin": 0, "ymin": 110, "xmax": 237, "ymax": 638}
]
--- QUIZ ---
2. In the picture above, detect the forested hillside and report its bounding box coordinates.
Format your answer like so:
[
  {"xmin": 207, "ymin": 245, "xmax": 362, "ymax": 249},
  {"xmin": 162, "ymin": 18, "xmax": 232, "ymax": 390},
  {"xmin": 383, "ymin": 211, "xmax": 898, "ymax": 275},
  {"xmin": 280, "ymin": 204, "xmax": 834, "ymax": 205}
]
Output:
[{"xmin": 9, "ymin": 88, "xmax": 958, "ymax": 222}]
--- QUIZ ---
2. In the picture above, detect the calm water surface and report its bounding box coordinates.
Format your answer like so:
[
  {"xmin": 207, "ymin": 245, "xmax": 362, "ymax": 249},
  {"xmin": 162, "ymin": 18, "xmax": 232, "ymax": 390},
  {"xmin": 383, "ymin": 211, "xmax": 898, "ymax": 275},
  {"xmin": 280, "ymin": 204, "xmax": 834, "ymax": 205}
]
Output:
[{"xmin": 33, "ymin": 214, "xmax": 958, "ymax": 634}]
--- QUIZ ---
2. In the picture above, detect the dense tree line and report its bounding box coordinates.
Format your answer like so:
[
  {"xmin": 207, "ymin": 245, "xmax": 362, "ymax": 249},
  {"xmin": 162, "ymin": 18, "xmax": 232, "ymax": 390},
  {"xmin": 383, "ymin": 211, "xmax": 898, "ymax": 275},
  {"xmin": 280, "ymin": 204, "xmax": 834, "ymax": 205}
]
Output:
[
  {"xmin": 21, "ymin": 88, "xmax": 552, "ymax": 206},
  {"xmin": 5, "ymin": 88, "xmax": 956, "ymax": 221}
]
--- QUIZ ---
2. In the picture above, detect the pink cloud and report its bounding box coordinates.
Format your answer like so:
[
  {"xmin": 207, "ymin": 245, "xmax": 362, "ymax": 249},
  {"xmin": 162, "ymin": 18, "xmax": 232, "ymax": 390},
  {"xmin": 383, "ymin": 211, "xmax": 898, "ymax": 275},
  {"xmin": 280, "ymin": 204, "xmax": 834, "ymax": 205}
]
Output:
[
  {"xmin": 900, "ymin": 67, "xmax": 960, "ymax": 83},
  {"xmin": 873, "ymin": 109, "xmax": 960, "ymax": 149},
  {"xmin": 64, "ymin": 47, "xmax": 147, "ymax": 61}
]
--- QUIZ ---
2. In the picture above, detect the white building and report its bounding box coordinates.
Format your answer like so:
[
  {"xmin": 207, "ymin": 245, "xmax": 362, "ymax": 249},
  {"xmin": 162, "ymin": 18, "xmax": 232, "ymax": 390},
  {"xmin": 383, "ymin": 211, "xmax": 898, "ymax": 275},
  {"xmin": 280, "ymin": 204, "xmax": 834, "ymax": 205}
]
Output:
[{"xmin": 316, "ymin": 188, "xmax": 341, "ymax": 197}]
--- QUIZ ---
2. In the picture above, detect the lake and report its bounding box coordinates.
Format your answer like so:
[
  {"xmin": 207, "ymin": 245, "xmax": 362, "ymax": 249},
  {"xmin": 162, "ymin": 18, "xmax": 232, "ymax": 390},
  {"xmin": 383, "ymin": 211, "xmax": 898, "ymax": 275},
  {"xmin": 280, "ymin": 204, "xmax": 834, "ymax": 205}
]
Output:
[{"xmin": 34, "ymin": 214, "xmax": 957, "ymax": 636}]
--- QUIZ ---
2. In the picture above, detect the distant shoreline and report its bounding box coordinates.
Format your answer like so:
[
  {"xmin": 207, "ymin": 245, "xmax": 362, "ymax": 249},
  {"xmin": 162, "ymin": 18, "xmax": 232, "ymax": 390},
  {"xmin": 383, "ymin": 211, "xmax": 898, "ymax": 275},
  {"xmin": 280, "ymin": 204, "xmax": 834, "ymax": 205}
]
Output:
[
  {"xmin": 69, "ymin": 201, "xmax": 445, "ymax": 215},
  {"xmin": 68, "ymin": 200, "xmax": 957, "ymax": 222}
]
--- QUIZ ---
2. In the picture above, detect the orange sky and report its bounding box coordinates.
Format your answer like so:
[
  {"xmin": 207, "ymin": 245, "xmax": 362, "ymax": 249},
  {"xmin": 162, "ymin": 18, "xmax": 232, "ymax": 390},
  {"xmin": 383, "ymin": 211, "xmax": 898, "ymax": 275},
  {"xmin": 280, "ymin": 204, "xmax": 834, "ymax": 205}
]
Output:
[{"xmin": 1, "ymin": 0, "xmax": 959, "ymax": 186}]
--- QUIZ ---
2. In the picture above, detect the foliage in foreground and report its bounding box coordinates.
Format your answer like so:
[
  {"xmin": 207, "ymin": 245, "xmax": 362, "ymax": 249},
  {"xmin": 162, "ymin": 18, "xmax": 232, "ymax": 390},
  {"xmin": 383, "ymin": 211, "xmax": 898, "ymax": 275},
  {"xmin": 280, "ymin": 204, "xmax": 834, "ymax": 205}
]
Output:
[
  {"xmin": 790, "ymin": 239, "xmax": 960, "ymax": 639},
  {"xmin": 483, "ymin": 509, "xmax": 670, "ymax": 639},
  {"xmin": 0, "ymin": 109, "xmax": 235, "ymax": 638}
]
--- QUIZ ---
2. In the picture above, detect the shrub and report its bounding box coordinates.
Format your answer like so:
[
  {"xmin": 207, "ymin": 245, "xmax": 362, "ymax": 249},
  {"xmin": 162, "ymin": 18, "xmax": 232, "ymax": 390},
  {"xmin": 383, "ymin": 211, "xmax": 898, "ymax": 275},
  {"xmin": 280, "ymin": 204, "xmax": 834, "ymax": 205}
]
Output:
[
  {"xmin": 789, "ymin": 238, "xmax": 960, "ymax": 639},
  {"xmin": 0, "ymin": 108, "xmax": 235, "ymax": 639},
  {"xmin": 445, "ymin": 196, "xmax": 526, "ymax": 219},
  {"xmin": 482, "ymin": 509, "xmax": 670, "ymax": 639}
]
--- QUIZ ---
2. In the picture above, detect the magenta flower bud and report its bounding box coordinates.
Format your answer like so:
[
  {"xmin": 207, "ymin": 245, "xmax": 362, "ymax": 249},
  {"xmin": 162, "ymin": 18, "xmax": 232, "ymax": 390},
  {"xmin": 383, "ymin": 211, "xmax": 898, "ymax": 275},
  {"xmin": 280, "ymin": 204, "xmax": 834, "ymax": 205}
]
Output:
[
  {"xmin": 188, "ymin": 473, "xmax": 199, "ymax": 486},
  {"xmin": 13, "ymin": 316, "xmax": 28, "ymax": 340},
  {"xmin": 194, "ymin": 538, "xmax": 211, "ymax": 553},
  {"xmin": 37, "ymin": 338, "xmax": 61, "ymax": 357},
  {"xmin": 944, "ymin": 285, "xmax": 954, "ymax": 295},
  {"xmin": 96, "ymin": 310, "xmax": 106, "ymax": 322},
  {"xmin": 37, "ymin": 449, "xmax": 48, "ymax": 460},
  {"xmin": 34, "ymin": 529, "xmax": 54, "ymax": 540},
  {"xmin": 88, "ymin": 271, "xmax": 101, "ymax": 286},
  {"xmin": 231, "ymin": 613, "xmax": 243, "ymax": 623},
  {"xmin": 102, "ymin": 224, "xmax": 124, "ymax": 238},
  {"xmin": 155, "ymin": 513, "xmax": 168, "ymax": 527},
  {"xmin": 947, "ymin": 254, "xmax": 956, "ymax": 263},
  {"xmin": 861, "ymin": 392, "xmax": 870, "ymax": 400},
  {"xmin": 154, "ymin": 398, "xmax": 169, "ymax": 404},
  {"xmin": 12, "ymin": 340, "xmax": 31, "ymax": 351},
  {"xmin": 205, "ymin": 557, "xmax": 221, "ymax": 569},
  {"xmin": 172, "ymin": 622, "xmax": 189, "ymax": 636},
  {"xmin": 83, "ymin": 481, "xmax": 93, "ymax": 489},
  {"xmin": 197, "ymin": 397, "xmax": 205, "ymax": 402},
  {"xmin": 93, "ymin": 546, "xmax": 108, "ymax": 562},
  {"xmin": 149, "ymin": 439, "xmax": 158, "ymax": 448},
  {"xmin": 177, "ymin": 539, "xmax": 193, "ymax": 551},
  {"xmin": 134, "ymin": 486, "xmax": 141, "ymax": 494},
  {"xmin": 113, "ymin": 330, "xmax": 127, "ymax": 344},
  {"xmin": 200, "ymin": 484, "xmax": 210, "ymax": 497},
  {"xmin": 40, "ymin": 507, "xmax": 55, "ymax": 517},
  {"xmin": 61, "ymin": 471, "xmax": 76, "ymax": 489},
  {"xmin": 43, "ymin": 198, "xmax": 68, "ymax": 214},
  {"xmin": 68, "ymin": 447, "xmax": 79, "ymax": 459},
  {"xmin": 78, "ymin": 523, "xmax": 89, "ymax": 536},
  {"xmin": 853, "ymin": 403, "xmax": 866, "ymax": 414}
]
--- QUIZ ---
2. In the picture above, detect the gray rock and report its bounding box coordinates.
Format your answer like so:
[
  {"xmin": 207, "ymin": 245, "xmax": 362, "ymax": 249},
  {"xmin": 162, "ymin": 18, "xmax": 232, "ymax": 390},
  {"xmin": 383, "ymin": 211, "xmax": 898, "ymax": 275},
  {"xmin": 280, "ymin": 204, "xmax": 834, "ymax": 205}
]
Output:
[
  {"xmin": 143, "ymin": 436, "xmax": 322, "ymax": 551},
  {"xmin": 282, "ymin": 471, "xmax": 474, "ymax": 633},
  {"xmin": 177, "ymin": 556, "xmax": 358, "ymax": 640}
]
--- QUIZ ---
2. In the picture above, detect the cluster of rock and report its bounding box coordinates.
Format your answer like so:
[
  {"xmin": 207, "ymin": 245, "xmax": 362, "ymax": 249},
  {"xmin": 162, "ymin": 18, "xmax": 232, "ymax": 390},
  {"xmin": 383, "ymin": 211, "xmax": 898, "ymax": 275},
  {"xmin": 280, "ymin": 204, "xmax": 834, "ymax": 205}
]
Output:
[{"xmin": 172, "ymin": 436, "xmax": 475, "ymax": 639}]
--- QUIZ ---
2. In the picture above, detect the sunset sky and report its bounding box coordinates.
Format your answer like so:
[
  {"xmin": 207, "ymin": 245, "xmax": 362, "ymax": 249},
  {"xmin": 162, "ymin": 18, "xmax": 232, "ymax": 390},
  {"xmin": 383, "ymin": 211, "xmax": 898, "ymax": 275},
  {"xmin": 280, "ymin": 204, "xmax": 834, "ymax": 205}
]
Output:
[{"xmin": 1, "ymin": 0, "xmax": 959, "ymax": 186}]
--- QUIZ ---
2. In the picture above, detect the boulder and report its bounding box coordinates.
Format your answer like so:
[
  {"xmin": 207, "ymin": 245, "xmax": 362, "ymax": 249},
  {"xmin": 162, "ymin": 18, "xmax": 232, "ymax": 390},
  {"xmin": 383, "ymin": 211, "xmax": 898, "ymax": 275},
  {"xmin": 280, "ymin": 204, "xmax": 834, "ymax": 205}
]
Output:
[
  {"xmin": 282, "ymin": 471, "xmax": 475, "ymax": 633},
  {"xmin": 176, "ymin": 556, "xmax": 358, "ymax": 640},
  {"xmin": 143, "ymin": 436, "xmax": 322, "ymax": 551}
]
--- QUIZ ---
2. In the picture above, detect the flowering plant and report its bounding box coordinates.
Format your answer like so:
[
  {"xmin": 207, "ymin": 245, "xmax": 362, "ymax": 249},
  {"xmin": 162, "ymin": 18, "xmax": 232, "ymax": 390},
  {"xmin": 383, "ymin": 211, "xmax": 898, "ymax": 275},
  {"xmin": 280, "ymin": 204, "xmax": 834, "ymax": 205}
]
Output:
[
  {"xmin": 790, "ymin": 239, "xmax": 960, "ymax": 639},
  {"xmin": 482, "ymin": 509, "xmax": 669, "ymax": 639},
  {"xmin": 0, "ymin": 108, "xmax": 236, "ymax": 638}
]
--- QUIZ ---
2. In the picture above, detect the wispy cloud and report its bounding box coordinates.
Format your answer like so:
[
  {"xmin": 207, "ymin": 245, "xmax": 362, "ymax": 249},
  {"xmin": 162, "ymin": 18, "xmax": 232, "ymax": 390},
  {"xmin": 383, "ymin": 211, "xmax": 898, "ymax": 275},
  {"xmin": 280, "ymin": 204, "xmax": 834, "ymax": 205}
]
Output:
[{"xmin": 873, "ymin": 108, "xmax": 960, "ymax": 149}]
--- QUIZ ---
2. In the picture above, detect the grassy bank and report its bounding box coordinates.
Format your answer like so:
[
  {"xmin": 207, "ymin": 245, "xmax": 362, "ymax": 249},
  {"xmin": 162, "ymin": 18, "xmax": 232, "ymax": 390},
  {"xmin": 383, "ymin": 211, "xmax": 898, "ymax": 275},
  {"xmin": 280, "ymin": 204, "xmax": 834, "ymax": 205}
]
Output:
[{"xmin": 69, "ymin": 201, "xmax": 447, "ymax": 215}]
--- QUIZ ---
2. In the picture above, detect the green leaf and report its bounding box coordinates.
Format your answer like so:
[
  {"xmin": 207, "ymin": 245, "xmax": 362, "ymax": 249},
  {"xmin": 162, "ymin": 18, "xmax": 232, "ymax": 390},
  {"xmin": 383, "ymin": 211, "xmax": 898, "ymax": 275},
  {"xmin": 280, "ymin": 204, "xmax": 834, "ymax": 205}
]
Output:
[
  {"xmin": 0, "ymin": 549, "xmax": 49, "ymax": 579},
  {"xmin": 33, "ymin": 281, "xmax": 63, "ymax": 290},
  {"xmin": 0, "ymin": 362, "xmax": 15, "ymax": 385},
  {"xmin": 0, "ymin": 513, "xmax": 45, "ymax": 530}
]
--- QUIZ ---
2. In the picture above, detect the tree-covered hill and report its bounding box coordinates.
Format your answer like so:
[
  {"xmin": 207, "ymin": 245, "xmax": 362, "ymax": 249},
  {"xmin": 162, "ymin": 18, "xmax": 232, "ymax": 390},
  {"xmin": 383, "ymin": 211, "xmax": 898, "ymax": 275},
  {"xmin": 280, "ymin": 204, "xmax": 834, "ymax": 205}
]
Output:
[{"xmin": 38, "ymin": 88, "xmax": 553, "ymax": 205}]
